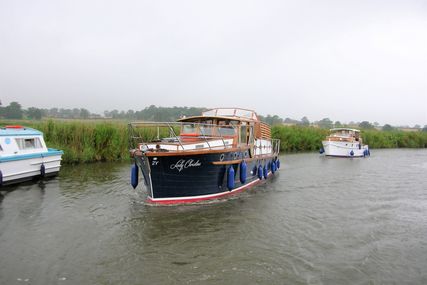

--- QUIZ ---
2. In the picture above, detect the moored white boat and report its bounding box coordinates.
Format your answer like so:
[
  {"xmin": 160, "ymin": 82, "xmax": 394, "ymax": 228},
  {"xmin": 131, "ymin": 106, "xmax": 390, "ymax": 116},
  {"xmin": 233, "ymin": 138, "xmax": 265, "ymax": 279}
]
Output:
[
  {"xmin": 0, "ymin": 126, "xmax": 63, "ymax": 186},
  {"xmin": 321, "ymin": 128, "xmax": 370, "ymax": 157}
]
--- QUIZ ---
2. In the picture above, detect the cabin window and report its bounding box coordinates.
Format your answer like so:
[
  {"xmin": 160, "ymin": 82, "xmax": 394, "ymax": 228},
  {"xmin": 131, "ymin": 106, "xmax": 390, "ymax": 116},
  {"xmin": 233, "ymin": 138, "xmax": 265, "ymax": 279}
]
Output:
[
  {"xmin": 15, "ymin": 138, "xmax": 43, "ymax": 150},
  {"xmin": 217, "ymin": 120, "xmax": 237, "ymax": 136},
  {"xmin": 182, "ymin": 123, "xmax": 197, "ymax": 134},
  {"xmin": 240, "ymin": 123, "xmax": 249, "ymax": 144},
  {"xmin": 200, "ymin": 125, "xmax": 214, "ymax": 136},
  {"xmin": 199, "ymin": 120, "xmax": 214, "ymax": 136},
  {"xmin": 0, "ymin": 144, "xmax": 3, "ymax": 151},
  {"xmin": 218, "ymin": 125, "xmax": 235, "ymax": 136}
]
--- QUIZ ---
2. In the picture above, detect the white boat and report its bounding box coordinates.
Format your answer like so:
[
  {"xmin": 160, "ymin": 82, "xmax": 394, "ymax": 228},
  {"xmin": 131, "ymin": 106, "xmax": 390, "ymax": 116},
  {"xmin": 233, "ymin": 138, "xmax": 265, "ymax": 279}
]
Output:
[
  {"xmin": 0, "ymin": 125, "xmax": 63, "ymax": 186},
  {"xmin": 321, "ymin": 128, "xmax": 370, "ymax": 157}
]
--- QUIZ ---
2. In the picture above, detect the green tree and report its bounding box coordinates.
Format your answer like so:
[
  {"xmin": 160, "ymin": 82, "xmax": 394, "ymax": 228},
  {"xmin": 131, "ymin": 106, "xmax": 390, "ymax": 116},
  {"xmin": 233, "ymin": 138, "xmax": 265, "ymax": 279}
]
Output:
[
  {"xmin": 317, "ymin": 118, "xmax": 333, "ymax": 129},
  {"xmin": 4, "ymin": 102, "xmax": 23, "ymax": 119},
  {"xmin": 359, "ymin": 121, "xmax": 374, "ymax": 129},
  {"xmin": 382, "ymin": 124, "xmax": 395, "ymax": 131},
  {"xmin": 80, "ymin": 108, "xmax": 90, "ymax": 119},
  {"xmin": 26, "ymin": 107, "xmax": 43, "ymax": 120},
  {"xmin": 300, "ymin": 116, "xmax": 310, "ymax": 126},
  {"xmin": 264, "ymin": 114, "xmax": 283, "ymax": 125}
]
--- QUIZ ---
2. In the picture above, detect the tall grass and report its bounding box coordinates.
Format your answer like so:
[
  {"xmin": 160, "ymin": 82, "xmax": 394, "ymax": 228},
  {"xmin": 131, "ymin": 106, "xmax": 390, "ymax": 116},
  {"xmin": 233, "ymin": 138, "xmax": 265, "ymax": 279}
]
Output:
[
  {"xmin": 1, "ymin": 120, "xmax": 426, "ymax": 163},
  {"xmin": 272, "ymin": 125, "xmax": 329, "ymax": 152},
  {"xmin": 272, "ymin": 125, "xmax": 427, "ymax": 152},
  {"xmin": 1, "ymin": 120, "xmax": 130, "ymax": 163},
  {"xmin": 39, "ymin": 120, "xmax": 130, "ymax": 163},
  {"xmin": 362, "ymin": 129, "xmax": 427, "ymax": 148}
]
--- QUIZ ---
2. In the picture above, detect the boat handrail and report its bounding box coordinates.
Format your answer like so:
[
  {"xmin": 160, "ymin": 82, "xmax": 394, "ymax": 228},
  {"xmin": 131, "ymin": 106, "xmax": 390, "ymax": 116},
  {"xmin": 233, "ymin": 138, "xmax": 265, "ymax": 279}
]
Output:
[
  {"xmin": 128, "ymin": 121, "xmax": 238, "ymax": 151},
  {"xmin": 128, "ymin": 121, "xmax": 279, "ymax": 155}
]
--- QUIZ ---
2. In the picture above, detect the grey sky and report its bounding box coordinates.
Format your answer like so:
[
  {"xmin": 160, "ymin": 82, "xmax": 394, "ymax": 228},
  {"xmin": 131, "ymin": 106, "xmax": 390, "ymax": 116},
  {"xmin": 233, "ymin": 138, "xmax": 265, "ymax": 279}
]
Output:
[{"xmin": 0, "ymin": 0, "xmax": 426, "ymax": 126}]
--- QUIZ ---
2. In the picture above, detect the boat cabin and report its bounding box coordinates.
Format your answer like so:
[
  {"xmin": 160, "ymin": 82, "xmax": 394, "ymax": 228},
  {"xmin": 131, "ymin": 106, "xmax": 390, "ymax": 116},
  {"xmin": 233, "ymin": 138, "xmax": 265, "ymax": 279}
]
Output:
[
  {"xmin": 129, "ymin": 108, "xmax": 278, "ymax": 156},
  {"xmin": 0, "ymin": 126, "xmax": 49, "ymax": 157},
  {"xmin": 326, "ymin": 128, "xmax": 361, "ymax": 142},
  {"xmin": 177, "ymin": 108, "xmax": 269, "ymax": 147}
]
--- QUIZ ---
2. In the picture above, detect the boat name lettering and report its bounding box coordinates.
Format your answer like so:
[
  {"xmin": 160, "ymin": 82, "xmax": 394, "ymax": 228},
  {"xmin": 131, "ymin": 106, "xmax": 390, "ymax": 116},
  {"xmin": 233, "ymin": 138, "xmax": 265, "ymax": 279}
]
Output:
[{"xmin": 170, "ymin": 159, "xmax": 202, "ymax": 172}]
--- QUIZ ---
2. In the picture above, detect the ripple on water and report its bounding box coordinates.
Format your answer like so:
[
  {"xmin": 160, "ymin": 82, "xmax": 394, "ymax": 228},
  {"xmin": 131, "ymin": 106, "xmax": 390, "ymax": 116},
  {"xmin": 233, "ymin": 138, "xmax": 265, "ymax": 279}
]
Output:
[{"xmin": 1, "ymin": 149, "xmax": 427, "ymax": 284}]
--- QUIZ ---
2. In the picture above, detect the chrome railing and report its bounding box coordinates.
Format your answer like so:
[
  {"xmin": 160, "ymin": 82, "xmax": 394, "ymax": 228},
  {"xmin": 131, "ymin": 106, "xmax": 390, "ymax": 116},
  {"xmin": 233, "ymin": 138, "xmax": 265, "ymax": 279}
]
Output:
[
  {"xmin": 128, "ymin": 121, "xmax": 237, "ymax": 151},
  {"xmin": 128, "ymin": 121, "xmax": 280, "ymax": 155}
]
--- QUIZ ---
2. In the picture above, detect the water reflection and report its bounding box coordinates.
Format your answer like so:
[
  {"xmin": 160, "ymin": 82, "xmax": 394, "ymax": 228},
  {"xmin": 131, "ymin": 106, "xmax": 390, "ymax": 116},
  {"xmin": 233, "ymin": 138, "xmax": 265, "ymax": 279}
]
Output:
[
  {"xmin": 60, "ymin": 162, "xmax": 125, "ymax": 185},
  {"xmin": 58, "ymin": 162, "xmax": 129, "ymax": 198}
]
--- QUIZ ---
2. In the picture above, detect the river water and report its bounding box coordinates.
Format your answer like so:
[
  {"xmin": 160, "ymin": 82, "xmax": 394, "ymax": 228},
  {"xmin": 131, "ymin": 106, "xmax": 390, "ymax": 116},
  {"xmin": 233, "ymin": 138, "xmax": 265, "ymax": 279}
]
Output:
[{"xmin": 1, "ymin": 149, "xmax": 426, "ymax": 285}]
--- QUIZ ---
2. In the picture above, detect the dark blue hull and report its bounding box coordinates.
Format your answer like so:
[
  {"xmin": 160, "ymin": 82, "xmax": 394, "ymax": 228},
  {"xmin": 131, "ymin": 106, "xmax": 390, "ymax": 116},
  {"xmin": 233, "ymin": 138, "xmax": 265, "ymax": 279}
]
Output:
[{"xmin": 134, "ymin": 150, "xmax": 279, "ymax": 204}]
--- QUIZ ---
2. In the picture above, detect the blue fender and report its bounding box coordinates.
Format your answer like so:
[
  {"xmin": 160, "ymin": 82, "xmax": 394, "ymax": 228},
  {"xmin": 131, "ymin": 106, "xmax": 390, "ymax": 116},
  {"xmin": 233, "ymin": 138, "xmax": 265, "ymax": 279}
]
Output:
[
  {"xmin": 131, "ymin": 163, "xmax": 139, "ymax": 189},
  {"xmin": 252, "ymin": 165, "xmax": 257, "ymax": 176},
  {"xmin": 40, "ymin": 164, "xmax": 46, "ymax": 177},
  {"xmin": 257, "ymin": 165, "xmax": 263, "ymax": 180},
  {"xmin": 240, "ymin": 161, "xmax": 247, "ymax": 184},
  {"xmin": 227, "ymin": 165, "xmax": 235, "ymax": 190},
  {"xmin": 271, "ymin": 161, "xmax": 276, "ymax": 174},
  {"xmin": 263, "ymin": 164, "xmax": 268, "ymax": 179}
]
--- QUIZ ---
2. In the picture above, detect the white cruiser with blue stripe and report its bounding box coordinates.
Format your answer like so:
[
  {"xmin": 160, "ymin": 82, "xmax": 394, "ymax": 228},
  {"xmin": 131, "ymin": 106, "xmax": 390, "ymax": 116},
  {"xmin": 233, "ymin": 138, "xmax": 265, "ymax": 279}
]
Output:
[{"xmin": 0, "ymin": 126, "xmax": 63, "ymax": 186}]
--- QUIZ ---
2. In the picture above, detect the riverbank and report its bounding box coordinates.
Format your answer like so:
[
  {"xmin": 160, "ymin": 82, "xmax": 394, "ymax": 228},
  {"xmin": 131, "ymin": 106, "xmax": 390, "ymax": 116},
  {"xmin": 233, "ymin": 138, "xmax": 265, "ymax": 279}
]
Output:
[
  {"xmin": 272, "ymin": 125, "xmax": 427, "ymax": 152},
  {"xmin": 1, "ymin": 120, "xmax": 426, "ymax": 163},
  {"xmin": 1, "ymin": 120, "xmax": 129, "ymax": 163}
]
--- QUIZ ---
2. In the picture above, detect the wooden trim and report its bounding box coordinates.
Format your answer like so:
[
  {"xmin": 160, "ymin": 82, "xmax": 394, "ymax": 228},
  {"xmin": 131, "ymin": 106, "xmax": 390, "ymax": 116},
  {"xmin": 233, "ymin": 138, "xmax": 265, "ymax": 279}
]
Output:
[
  {"xmin": 254, "ymin": 122, "xmax": 261, "ymax": 138},
  {"xmin": 212, "ymin": 159, "xmax": 243, "ymax": 165},
  {"xmin": 211, "ymin": 153, "xmax": 278, "ymax": 165},
  {"xmin": 260, "ymin": 122, "xmax": 271, "ymax": 139},
  {"xmin": 327, "ymin": 137, "xmax": 354, "ymax": 142},
  {"xmin": 141, "ymin": 147, "xmax": 245, "ymax": 157}
]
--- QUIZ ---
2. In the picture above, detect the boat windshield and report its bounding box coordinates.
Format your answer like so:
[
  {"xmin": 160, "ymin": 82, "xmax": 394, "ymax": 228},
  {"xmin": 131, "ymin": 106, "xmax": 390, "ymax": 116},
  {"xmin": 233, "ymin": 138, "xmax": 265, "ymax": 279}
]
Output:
[
  {"xmin": 182, "ymin": 123, "xmax": 197, "ymax": 134},
  {"xmin": 202, "ymin": 108, "xmax": 257, "ymax": 120},
  {"xmin": 331, "ymin": 130, "xmax": 354, "ymax": 137},
  {"xmin": 180, "ymin": 121, "xmax": 237, "ymax": 137}
]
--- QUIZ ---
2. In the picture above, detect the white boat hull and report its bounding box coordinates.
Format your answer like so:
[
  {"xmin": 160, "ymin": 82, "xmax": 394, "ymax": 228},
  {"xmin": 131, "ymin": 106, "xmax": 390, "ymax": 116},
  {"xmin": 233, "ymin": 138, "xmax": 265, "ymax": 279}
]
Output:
[
  {"xmin": 0, "ymin": 154, "xmax": 62, "ymax": 185},
  {"xmin": 322, "ymin": 141, "xmax": 369, "ymax": 157}
]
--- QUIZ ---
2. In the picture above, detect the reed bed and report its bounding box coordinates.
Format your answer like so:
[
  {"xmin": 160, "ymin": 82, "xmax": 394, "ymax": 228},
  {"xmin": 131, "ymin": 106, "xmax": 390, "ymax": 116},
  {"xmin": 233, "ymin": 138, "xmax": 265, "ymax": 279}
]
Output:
[
  {"xmin": 1, "ymin": 120, "xmax": 426, "ymax": 163},
  {"xmin": 1, "ymin": 120, "xmax": 129, "ymax": 163},
  {"xmin": 272, "ymin": 125, "xmax": 427, "ymax": 152},
  {"xmin": 272, "ymin": 125, "xmax": 329, "ymax": 152}
]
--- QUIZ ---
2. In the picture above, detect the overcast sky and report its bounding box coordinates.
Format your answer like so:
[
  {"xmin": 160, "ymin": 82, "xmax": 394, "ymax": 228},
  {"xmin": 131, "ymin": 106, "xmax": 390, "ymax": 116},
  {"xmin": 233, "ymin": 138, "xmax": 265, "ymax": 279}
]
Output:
[{"xmin": 0, "ymin": 0, "xmax": 426, "ymax": 126}]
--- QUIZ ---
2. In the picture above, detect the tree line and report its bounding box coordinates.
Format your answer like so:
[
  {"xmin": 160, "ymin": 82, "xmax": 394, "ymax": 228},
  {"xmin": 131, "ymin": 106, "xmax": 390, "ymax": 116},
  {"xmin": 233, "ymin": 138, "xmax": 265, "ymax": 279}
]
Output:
[
  {"xmin": 1, "ymin": 101, "xmax": 426, "ymax": 131},
  {"xmin": 0, "ymin": 102, "xmax": 206, "ymax": 121},
  {"xmin": 0, "ymin": 102, "xmax": 92, "ymax": 120}
]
